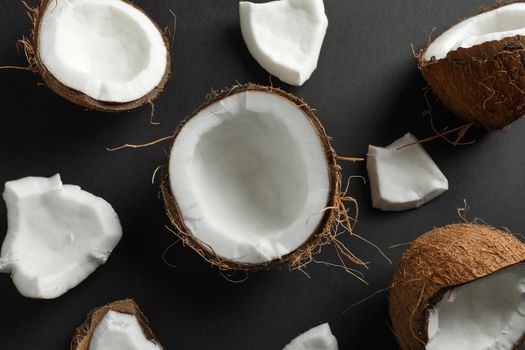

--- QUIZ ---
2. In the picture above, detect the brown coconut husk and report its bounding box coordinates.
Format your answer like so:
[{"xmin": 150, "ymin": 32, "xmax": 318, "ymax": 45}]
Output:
[
  {"xmin": 389, "ymin": 223, "xmax": 525, "ymax": 350},
  {"xmin": 419, "ymin": 2, "xmax": 525, "ymax": 130},
  {"xmin": 160, "ymin": 83, "xmax": 364, "ymax": 273},
  {"xmin": 71, "ymin": 299, "xmax": 163, "ymax": 350},
  {"xmin": 20, "ymin": 0, "xmax": 171, "ymax": 112}
]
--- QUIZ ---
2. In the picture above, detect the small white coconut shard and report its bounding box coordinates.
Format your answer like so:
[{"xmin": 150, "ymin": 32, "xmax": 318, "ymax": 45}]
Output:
[
  {"xmin": 283, "ymin": 323, "xmax": 338, "ymax": 350},
  {"xmin": 427, "ymin": 264, "xmax": 525, "ymax": 350},
  {"xmin": 169, "ymin": 90, "xmax": 330, "ymax": 264},
  {"xmin": 239, "ymin": 0, "xmax": 328, "ymax": 86},
  {"xmin": 0, "ymin": 175, "xmax": 122, "ymax": 299},
  {"xmin": 89, "ymin": 311, "xmax": 161, "ymax": 350},
  {"xmin": 38, "ymin": 0, "xmax": 168, "ymax": 103},
  {"xmin": 366, "ymin": 133, "xmax": 448, "ymax": 212},
  {"xmin": 424, "ymin": 3, "xmax": 525, "ymax": 61}
]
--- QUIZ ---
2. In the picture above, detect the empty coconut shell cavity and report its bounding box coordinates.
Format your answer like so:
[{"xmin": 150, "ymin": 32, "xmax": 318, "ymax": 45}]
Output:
[
  {"xmin": 26, "ymin": 0, "xmax": 170, "ymax": 111},
  {"xmin": 161, "ymin": 84, "xmax": 348, "ymax": 271},
  {"xmin": 420, "ymin": 3, "xmax": 525, "ymax": 130},
  {"xmin": 389, "ymin": 224, "xmax": 525, "ymax": 350}
]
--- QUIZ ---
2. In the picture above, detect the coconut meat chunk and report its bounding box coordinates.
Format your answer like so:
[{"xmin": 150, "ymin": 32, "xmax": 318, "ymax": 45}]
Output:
[
  {"xmin": 89, "ymin": 311, "xmax": 161, "ymax": 350},
  {"xmin": 283, "ymin": 323, "xmax": 338, "ymax": 350},
  {"xmin": 427, "ymin": 263, "xmax": 525, "ymax": 350},
  {"xmin": 38, "ymin": 0, "xmax": 168, "ymax": 103},
  {"xmin": 424, "ymin": 3, "xmax": 525, "ymax": 62},
  {"xmin": 169, "ymin": 90, "xmax": 330, "ymax": 265},
  {"xmin": 0, "ymin": 175, "xmax": 122, "ymax": 299},
  {"xmin": 367, "ymin": 133, "xmax": 448, "ymax": 211},
  {"xmin": 239, "ymin": 0, "xmax": 328, "ymax": 86}
]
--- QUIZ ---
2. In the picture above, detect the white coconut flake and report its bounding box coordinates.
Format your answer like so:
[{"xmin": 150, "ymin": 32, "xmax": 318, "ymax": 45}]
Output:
[
  {"xmin": 427, "ymin": 263, "xmax": 525, "ymax": 350},
  {"xmin": 366, "ymin": 133, "xmax": 448, "ymax": 212},
  {"xmin": 89, "ymin": 311, "xmax": 161, "ymax": 350},
  {"xmin": 169, "ymin": 90, "xmax": 330, "ymax": 264},
  {"xmin": 283, "ymin": 323, "xmax": 338, "ymax": 350},
  {"xmin": 0, "ymin": 175, "xmax": 122, "ymax": 299},
  {"xmin": 239, "ymin": 0, "xmax": 328, "ymax": 86},
  {"xmin": 38, "ymin": 0, "xmax": 168, "ymax": 103},
  {"xmin": 424, "ymin": 3, "xmax": 525, "ymax": 61}
]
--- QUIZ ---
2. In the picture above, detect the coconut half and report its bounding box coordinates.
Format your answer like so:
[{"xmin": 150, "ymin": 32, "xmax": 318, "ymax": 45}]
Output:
[
  {"xmin": 389, "ymin": 223, "xmax": 525, "ymax": 350},
  {"xmin": 72, "ymin": 299, "xmax": 163, "ymax": 350},
  {"xmin": 0, "ymin": 174, "xmax": 122, "ymax": 299},
  {"xmin": 367, "ymin": 133, "xmax": 448, "ymax": 212},
  {"xmin": 283, "ymin": 323, "xmax": 338, "ymax": 350},
  {"xmin": 161, "ymin": 84, "xmax": 341, "ymax": 270},
  {"xmin": 26, "ymin": 0, "xmax": 170, "ymax": 111},
  {"xmin": 420, "ymin": 3, "xmax": 525, "ymax": 130},
  {"xmin": 239, "ymin": 0, "xmax": 328, "ymax": 86}
]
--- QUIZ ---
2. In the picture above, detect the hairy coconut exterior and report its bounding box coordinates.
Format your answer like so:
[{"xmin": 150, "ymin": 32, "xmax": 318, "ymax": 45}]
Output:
[
  {"xmin": 389, "ymin": 223, "xmax": 525, "ymax": 350},
  {"xmin": 161, "ymin": 83, "xmax": 342, "ymax": 271},
  {"xmin": 25, "ymin": 0, "xmax": 171, "ymax": 112},
  {"xmin": 71, "ymin": 299, "xmax": 163, "ymax": 350},
  {"xmin": 419, "ymin": 3, "xmax": 525, "ymax": 130}
]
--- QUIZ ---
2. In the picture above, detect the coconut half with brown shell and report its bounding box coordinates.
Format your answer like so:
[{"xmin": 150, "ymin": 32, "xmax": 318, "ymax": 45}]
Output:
[
  {"xmin": 389, "ymin": 223, "xmax": 525, "ymax": 350},
  {"xmin": 71, "ymin": 299, "xmax": 163, "ymax": 350},
  {"xmin": 161, "ymin": 84, "xmax": 358, "ymax": 271},
  {"xmin": 420, "ymin": 3, "xmax": 525, "ymax": 130},
  {"xmin": 23, "ymin": 0, "xmax": 170, "ymax": 112}
]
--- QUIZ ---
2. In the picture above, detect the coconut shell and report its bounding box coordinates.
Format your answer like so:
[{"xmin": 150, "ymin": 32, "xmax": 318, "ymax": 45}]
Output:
[
  {"xmin": 71, "ymin": 299, "xmax": 163, "ymax": 350},
  {"xmin": 389, "ymin": 223, "xmax": 525, "ymax": 350},
  {"xmin": 26, "ymin": 0, "xmax": 171, "ymax": 112},
  {"xmin": 161, "ymin": 83, "xmax": 342, "ymax": 271},
  {"xmin": 419, "ymin": 3, "xmax": 525, "ymax": 130}
]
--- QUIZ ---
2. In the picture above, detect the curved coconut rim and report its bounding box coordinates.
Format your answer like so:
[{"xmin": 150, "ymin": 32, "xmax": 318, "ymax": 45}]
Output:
[
  {"xmin": 70, "ymin": 299, "xmax": 163, "ymax": 350},
  {"xmin": 418, "ymin": 1, "xmax": 525, "ymax": 68},
  {"xmin": 160, "ymin": 83, "xmax": 342, "ymax": 271},
  {"xmin": 25, "ymin": 0, "xmax": 172, "ymax": 112}
]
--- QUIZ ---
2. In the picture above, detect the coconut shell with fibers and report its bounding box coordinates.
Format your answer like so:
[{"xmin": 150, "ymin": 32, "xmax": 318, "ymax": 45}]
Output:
[
  {"xmin": 419, "ymin": 4, "xmax": 525, "ymax": 130},
  {"xmin": 71, "ymin": 299, "xmax": 163, "ymax": 350},
  {"xmin": 22, "ymin": 0, "xmax": 171, "ymax": 112},
  {"xmin": 161, "ymin": 83, "xmax": 354, "ymax": 272},
  {"xmin": 389, "ymin": 223, "xmax": 525, "ymax": 350}
]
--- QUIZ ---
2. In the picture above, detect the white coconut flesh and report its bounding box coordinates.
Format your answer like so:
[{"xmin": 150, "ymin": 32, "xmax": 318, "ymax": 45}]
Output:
[
  {"xmin": 89, "ymin": 311, "xmax": 160, "ymax": 350},
  {"xmin": 38, "ymin": 0, "xmax": 168, "ymax": 103},
  {"xmin": 427, "ymin": 263, "xmax": 525, "ymax": 350},
  {"xmin": 239, "ymin": 0, "xmax": 328, "ymax": 86},
  {"xmin": 0, "ymin": 175, "xmax": 122, "ymax": 299},
  {"xmin": 283, "ymin": 323, "xmax": 338, "ymax": 350},
  {"xmin": 366, "ymin": 133, "xmax": 448, "ymax": 212},
  {"xmin": 424, "ymin": 3, "xmax": 525, "ymax": 62},
  {"xmin": 169, "ymin": 90, "xmax": 330, "ymax": 264}
]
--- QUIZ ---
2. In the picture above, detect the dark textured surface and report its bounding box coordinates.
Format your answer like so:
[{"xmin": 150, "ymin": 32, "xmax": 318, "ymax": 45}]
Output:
[{"xmin": 0, "ymin": 1, "xmax": 524, "ymax": 349}]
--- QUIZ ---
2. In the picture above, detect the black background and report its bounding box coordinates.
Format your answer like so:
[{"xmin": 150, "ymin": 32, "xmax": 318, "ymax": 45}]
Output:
[{"xmin": 1, "ymin": 1, "xmax": 524, "ymax": 349}]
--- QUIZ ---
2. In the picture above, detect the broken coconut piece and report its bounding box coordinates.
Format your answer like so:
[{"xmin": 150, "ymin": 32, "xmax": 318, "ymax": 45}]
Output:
[
  {"xmin": 420, "ymin": 3, "xmax": 525, "ymax": 130},
  {"xmin": 239, "ymin": 0, "xmax": 328, "ymax": 86},
  {"xmin": 72, "ymin": 299, "xmax": 163, "ymax": 350},
  {"xmin": 0, "ymin": 174, "xmax": 122, "ymax": 299},
  {"xmin": 389, "ymin": 223, "xmax": 525, "ymax": 350},
  {"xmin": 162, "ymin": 84, "xmax": 342, "ymax": 270},
  {"xmin": 89, "ymin": 311, "xmax": 160, "ymax": 350},
  {"xmin": 29, "ymin": 0, "xmax": 170, "ymax": 111},
  {"xmin": 283, "ymin": 323, "xmax": 338, "ymax": 350},
  {"xmin": 366, "ymin": 133, "xmax": 448, "ymax": 211}
]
